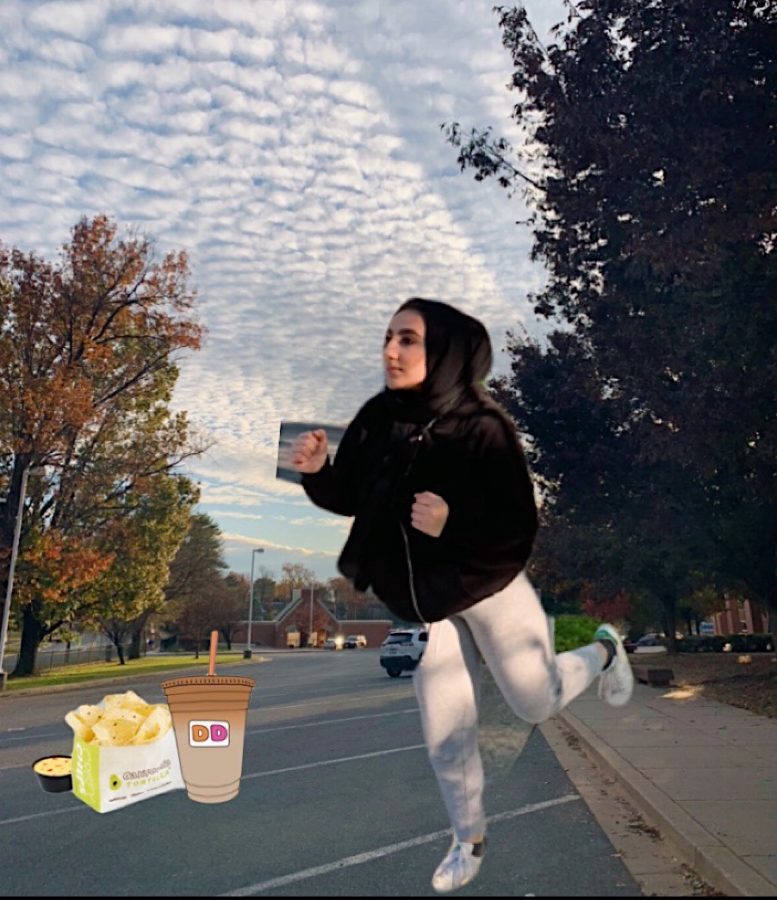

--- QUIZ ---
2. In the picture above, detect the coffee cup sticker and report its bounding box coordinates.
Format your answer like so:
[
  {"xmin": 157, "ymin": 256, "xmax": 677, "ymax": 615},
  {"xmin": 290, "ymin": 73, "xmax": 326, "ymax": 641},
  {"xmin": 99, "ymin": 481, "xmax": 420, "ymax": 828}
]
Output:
[{"xmin": 162, "ymin": 631, "xmax": 255, "ymax": 803}]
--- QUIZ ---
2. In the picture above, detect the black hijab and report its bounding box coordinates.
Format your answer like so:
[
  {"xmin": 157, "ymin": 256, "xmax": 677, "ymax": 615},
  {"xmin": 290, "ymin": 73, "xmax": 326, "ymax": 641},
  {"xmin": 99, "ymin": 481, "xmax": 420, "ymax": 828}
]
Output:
[{"xmin": 381, "ymin": 297, "xmax": 494, "ymax": 424}]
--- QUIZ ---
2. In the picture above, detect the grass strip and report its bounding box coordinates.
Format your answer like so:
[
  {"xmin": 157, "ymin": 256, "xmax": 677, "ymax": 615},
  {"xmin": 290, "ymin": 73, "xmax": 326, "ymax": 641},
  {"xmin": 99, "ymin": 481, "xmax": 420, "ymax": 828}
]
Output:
[{"xmin": 4, "ymin": 652, "xmax": 253, "ymax": 691}]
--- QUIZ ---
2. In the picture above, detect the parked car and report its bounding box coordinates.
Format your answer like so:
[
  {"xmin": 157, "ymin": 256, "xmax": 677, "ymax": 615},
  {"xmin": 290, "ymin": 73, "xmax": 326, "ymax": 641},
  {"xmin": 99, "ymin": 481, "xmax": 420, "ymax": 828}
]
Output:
[
  {"xmin": 379, "ymin": 627, "xmax": 428, "ymax": 677},
  {"xmin": 634, "ymin": 633, "xmax": 668, "ymax": 654},
  {"xmin": 323, "ymin": 635, "xmax": 345, "ymax": 650},
  {"xmin": 345, "ymin": 634, "xmax": 367, "ymax": 649}
]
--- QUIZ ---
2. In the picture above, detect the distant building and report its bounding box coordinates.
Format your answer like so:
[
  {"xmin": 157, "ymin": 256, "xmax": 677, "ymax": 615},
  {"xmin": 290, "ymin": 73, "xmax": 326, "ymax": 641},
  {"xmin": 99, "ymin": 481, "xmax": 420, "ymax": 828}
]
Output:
[
  {"xmin": 712, "ymin": 595, "xmax": 770, "ymax": 636},
  {"xmin": 233, "ymin": 588, "xmax": 393, "ymax": 649}
]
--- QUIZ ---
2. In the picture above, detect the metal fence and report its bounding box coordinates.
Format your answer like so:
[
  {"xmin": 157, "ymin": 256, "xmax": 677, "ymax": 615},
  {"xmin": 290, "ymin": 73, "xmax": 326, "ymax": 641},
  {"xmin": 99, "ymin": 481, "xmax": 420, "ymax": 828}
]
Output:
[{"xmin": 4, "ymin": 644, "xmax": 128, "ymax": 674}]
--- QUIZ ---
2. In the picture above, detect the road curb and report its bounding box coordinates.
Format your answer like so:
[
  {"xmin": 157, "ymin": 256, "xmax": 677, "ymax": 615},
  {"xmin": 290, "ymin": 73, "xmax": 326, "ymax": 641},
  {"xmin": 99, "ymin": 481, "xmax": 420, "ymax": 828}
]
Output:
[{"xmin": 557, "ymin": 709, "xmax": 776, "ymax": 897}]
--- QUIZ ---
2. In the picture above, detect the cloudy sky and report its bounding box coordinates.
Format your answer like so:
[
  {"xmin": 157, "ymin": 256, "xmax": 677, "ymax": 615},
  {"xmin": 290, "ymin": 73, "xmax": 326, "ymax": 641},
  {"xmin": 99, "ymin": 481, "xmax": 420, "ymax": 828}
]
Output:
[{"xmin": 0, "ymin": 0, "xmax": 567, "ymax": 588}]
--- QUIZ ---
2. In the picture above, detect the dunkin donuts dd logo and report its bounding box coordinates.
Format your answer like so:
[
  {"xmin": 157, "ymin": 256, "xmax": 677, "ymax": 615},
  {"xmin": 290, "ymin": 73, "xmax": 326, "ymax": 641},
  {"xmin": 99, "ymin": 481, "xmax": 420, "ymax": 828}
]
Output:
[{"xmin": 189, "ymin": 720, "xmax": 230, "ymax": 747}]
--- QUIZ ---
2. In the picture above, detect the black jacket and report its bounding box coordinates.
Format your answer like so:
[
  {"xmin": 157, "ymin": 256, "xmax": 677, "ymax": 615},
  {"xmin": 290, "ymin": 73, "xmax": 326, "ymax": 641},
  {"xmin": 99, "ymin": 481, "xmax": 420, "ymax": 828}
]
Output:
[{"xmin": 301, "ymin": 393, "xmax": 538, "ymax": 624}]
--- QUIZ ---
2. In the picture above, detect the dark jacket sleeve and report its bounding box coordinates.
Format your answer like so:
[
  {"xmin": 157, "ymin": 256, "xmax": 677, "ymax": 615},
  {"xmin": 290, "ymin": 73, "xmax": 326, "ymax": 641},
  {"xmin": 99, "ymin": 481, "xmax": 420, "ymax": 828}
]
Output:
[
  {"xmin": 438, "ymin": 413, "xmax": 538, "ymax": 563},
  {"xmin": 300, "ymin": 408, "xmax": 369, "ymax": 517}
]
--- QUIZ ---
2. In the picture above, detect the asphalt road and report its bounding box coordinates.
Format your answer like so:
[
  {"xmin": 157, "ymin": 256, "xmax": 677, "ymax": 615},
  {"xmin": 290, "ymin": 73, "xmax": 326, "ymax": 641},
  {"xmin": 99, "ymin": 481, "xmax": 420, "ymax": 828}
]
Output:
[{"xmin": 0, "ymin": 651, "xmax": 642, "ymax": 896}]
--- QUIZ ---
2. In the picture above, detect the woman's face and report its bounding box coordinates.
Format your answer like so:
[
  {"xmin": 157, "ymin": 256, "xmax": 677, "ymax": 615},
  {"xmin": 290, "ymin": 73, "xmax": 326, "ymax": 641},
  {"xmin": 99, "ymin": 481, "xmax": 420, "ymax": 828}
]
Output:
[{"xmin": 384, "ymin": 309, "xmax": 426, "ymax": 390}]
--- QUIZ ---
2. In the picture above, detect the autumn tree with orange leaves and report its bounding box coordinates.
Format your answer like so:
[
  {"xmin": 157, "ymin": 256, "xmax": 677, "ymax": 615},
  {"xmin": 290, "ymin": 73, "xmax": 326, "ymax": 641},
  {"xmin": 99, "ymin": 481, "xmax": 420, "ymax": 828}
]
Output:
[{"xmin": 0, "ymin": 215, "xmax": 205, "ymax": 676}]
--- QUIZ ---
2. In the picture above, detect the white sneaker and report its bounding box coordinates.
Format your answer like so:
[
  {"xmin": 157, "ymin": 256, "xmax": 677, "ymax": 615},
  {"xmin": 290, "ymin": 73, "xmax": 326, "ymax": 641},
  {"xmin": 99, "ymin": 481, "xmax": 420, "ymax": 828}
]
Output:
[
  {"xmin": 431, "ymin": 837, "xmax": 485, "ymax": 894},
  {"xmin": 595, "ymin": 623, "xmax": 634, "ymax": 707}
]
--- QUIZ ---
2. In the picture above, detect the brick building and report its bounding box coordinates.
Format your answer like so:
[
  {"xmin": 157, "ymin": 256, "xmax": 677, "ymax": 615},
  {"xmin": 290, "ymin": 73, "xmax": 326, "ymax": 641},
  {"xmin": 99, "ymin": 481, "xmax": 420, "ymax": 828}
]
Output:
[
  {"xmin": 232, "ymin": 588, "xmax": 394, "ymax": 649},
  {"xmin": 712, "ymin": 595, "xmax": 771, "ymax": 636}
]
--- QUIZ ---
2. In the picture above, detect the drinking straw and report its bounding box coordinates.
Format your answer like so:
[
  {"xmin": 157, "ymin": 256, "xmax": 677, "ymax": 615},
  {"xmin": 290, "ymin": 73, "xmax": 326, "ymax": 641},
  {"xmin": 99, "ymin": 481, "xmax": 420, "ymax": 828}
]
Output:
[{"xmin": 208, "ymin": 629, "xmax": 218, "ymax": 676}]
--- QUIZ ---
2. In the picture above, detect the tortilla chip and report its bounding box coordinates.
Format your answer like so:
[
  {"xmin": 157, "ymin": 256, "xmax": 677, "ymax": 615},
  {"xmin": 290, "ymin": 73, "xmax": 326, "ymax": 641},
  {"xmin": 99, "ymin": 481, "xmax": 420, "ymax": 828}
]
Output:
[
  {"xmin": 65, "ymin": 710, "xmax": 95, "ymax": 742},
  {"xmin": 65, "ymin": 691, "xmax": 171, "ymax": 746},
  {"xmin": 131, "ymin": 706, "xmax": 169, "ymax": 744},
  {"xmin": 74, "ymin": 704, "xmax": 103, "ymax": 726},
  {"xmin": 92, "ymin": 716, "xmax": 139, "ymax": 747}
]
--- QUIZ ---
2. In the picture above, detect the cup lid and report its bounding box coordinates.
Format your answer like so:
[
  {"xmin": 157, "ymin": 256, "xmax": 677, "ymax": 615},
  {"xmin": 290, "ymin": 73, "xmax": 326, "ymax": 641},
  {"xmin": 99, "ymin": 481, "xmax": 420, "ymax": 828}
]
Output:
[{"xmin": 161, "ymin": 675, "xmax": 255, "ymax": 689}]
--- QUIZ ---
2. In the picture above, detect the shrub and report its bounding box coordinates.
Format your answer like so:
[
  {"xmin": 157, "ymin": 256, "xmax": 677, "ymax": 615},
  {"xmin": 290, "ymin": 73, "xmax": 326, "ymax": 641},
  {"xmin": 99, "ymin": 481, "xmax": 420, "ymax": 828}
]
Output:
[
  {"xmin": 554, "ymin": 614, "xmax": 601, "ymax": 652},
  {"xmin": 676, "ymin": 633, "xmax": 775, "ymax": 653}
]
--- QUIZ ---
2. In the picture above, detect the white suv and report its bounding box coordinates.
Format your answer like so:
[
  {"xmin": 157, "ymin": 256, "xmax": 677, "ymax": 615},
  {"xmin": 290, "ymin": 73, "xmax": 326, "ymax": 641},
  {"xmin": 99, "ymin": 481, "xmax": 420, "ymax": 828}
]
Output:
[
  {"xmin": 379, "ymin": 627, "xmax": 428, "ymax": 677},
  {"xmin": 345, "ymin": 634, "xmax": 367, "ymax": 649}
]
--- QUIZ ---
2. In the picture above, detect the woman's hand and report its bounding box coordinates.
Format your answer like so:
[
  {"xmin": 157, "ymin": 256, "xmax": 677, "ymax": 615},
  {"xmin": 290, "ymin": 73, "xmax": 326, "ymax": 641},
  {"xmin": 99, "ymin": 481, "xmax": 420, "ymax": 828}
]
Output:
[
  {"xmin": 411, "ymin": 491, "xmax": 449, "ymax": 538},
  {"xmin": 291, "ymin": 429, "xmax": 329, "ymax": 474}
]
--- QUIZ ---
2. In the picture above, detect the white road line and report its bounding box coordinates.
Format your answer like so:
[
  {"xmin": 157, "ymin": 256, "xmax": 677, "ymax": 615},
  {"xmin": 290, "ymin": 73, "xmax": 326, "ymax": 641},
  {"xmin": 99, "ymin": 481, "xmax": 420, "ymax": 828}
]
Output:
[
  {"xmin": 242, "ymin": 743, "xmax": 427, "ymax": 780},
  {"xmin": 0, "ymin": 731, "xmax": 64, "ymax": 746},
  {"xmin": 250, "ymin": 686, "xmax": 412, "ymax": 712},
  {"xmin": 0, "ymin": 712, "xmax": 418, "ymax": 771},
  {"xmin": 220, "ymin": 794, "xmax": 582, "ymax": 896},
  {"xmin": 0, "ymin": 710, "xmax": 418, "ymax": 761},
  {"xmin": 247, "ymin": 708, "xmax": 418, "ymax": 735},
  {"xmin": 0, "ymin": 806, "xmax": 86, "ymax": 826},
  {"xmin": 0, "ymin": 744, "xmax": 428, "ymax": 823},
  {"xmin": 0, "ymin": 692, "xmax": 413, "ymax": 749}
]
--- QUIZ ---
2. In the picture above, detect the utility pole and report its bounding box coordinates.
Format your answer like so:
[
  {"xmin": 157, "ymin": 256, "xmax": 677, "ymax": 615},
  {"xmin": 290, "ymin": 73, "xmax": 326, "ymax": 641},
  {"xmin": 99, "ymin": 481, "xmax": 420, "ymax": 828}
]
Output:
[{"xmin": 1, "ymin": 464, "xmax": 45, "ymax": 690}]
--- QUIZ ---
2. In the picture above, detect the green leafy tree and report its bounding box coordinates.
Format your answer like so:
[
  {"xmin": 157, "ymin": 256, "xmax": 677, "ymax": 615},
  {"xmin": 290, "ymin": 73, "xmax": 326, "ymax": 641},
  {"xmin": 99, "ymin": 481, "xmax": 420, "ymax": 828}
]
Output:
[{"xmin": 86, "ymin": 474, "xmax": 196, "ymax": 664}]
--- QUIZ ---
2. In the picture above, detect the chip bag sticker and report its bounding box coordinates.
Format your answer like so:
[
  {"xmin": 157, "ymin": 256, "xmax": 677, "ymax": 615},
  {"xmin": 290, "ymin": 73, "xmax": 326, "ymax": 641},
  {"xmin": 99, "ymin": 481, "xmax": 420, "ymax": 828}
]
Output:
[{"xmin": 65, "ymin": 690, "xmax": 183, "ymax": 813}]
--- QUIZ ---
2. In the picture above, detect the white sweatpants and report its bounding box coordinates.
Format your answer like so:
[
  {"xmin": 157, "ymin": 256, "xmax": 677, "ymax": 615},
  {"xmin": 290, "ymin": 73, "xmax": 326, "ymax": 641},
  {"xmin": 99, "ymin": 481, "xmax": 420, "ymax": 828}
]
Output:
[{"xmin": 412, "ymin": 569, "xmax": 605, "ymax": 842}]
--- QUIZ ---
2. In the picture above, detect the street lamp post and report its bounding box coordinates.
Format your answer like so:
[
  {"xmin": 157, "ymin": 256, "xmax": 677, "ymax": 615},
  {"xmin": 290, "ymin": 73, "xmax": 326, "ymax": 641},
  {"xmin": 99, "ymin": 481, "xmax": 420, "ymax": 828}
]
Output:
[
  {"xmin": 1, "ymin": 463, "xmax": 44, "ymax": 690},
  {"xmin": 245, "ymin": 547, "xmax": 264, "ymax": 659},
  {"xmin": 330, "ymin": 590, "xmax": 338, "ymax": 622},
  {"xmin": 309, "ymin": 583, "xmax": 314, "ymax": 647}
]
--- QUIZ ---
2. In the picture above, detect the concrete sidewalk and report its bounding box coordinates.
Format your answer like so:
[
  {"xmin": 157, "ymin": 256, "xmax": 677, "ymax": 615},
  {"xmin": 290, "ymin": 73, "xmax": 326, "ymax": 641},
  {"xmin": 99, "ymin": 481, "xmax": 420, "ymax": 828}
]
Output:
[{"xmin": 558, "ymin": 680, "xmax": 777, "ymax": 896}]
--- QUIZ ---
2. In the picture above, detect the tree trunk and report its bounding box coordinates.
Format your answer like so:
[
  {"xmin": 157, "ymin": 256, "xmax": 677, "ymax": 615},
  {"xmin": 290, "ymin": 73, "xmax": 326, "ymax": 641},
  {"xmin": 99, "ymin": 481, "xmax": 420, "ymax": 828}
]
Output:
[
  {"xmin": 115, "ymin": 640, "xmax": 125, "ymax": 665},
  {"xmin": 661, "ymin": 595, "xmax": 678, "ymax": 653},
  {"xmin": 128, "ymin": 628, "xmax": 142, "ymax": 660},
  {"xmin": 11, "ymin": 604, "xmax": 44, "ymax": 677}
]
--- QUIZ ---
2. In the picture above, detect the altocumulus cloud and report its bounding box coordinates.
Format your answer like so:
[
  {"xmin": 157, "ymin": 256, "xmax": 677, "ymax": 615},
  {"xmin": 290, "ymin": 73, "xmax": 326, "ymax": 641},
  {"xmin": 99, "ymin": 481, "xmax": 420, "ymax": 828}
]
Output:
[{"xmin": 0, "ymin": 0, "xmax": 563, "ymax": 577}]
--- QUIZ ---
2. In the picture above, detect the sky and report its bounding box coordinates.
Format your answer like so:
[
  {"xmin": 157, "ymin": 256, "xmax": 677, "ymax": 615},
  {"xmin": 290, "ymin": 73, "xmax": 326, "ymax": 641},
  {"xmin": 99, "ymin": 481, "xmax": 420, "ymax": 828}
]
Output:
[{"xmin": 0, "ymin": 0, "xmax": 568, "ymax": 587}]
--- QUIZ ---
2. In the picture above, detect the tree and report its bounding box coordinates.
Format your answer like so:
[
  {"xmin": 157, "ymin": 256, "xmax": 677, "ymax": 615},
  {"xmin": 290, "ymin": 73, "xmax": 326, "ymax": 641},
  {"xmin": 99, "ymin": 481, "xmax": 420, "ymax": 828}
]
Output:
[
  {"xmin": 175, "ymin": 593, "xmax": 217, "ymax": 659},
  {"xmin": 252, "ymin": 567, "xmax": 276, "ymax": 620},
  {"xmin": 446, "ymin": 0, "xmax": 776, "ymax": 622},
  {"xmin": 0, "ymin": 215, "xmax": 204, "ymax": 675},
  {"xmin": 86, "ymin": 474, "xmax": 196, "ymax": 664},
  {"xmin": 677, "ymin": 584, "xmax": 727, "ymax": 636},
  {"xmin": 165, "ymin": 514, "xmax": 226, "ymax": 604},
  {"xmin": 492, "ymin": 329, "xmax": 727, "ymax": 649},
  {"xmin": 327, "ymin": 576, "xmax": 370, "ymax": 619},
  {"xmin": 215, "ymin": 572, "xmax": 251, "ymax": 649},
  {"xmin": 277, "ymin": 563, "xmax": 318, "ymax": 602},
  {"xmin": 164, "ymin": 513, "xmax": 228, "ymax": 655}
]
